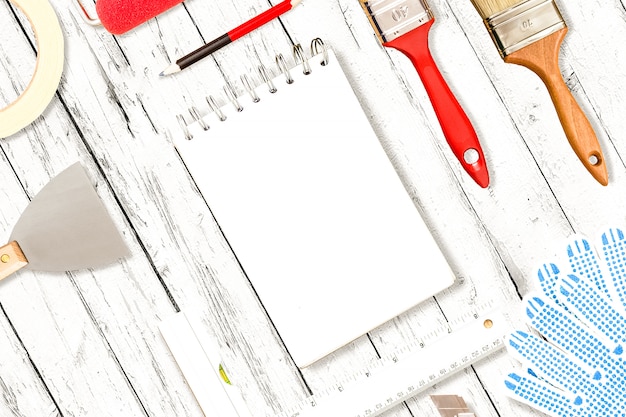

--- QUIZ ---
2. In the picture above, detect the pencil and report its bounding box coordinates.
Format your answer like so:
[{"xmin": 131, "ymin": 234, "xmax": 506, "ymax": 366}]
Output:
[
  {"xmin": 160, "ymin": 0, "xmax": 302, "ymax": 76},
  {"xmin": 469, "ymin": 0, "xmax": 608, "ymax": 185}
]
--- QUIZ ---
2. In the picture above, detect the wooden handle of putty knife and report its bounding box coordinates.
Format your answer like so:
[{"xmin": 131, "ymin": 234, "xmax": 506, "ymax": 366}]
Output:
[
  {"xmin": 504, "ymin": 27, "xmax": 608, "ymax": 186},
  {"xmin": 0, "ymin": 241, "xmax": 29, "ymax": 280}
]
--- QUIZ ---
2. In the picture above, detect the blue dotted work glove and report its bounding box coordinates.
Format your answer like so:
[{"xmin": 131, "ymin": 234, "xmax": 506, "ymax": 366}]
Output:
[{"xmin": 504, "ymin": 228, "xmax": 626, "ymax": 416}]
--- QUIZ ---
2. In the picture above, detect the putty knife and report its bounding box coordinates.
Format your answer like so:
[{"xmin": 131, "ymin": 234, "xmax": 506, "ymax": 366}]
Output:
[{"xmin": 0, "ymin": 163, "xmax": 129, "ymax": 280}]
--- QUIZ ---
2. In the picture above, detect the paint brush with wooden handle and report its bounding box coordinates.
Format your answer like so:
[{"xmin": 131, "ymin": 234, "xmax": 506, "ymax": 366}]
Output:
[
  {"xmin": 359, "ymin": 0, "xmax": 490, "ymax": 188},
  {"xmin": 469, "ymin": 0, "xmax": 608, "ymax": 185}
]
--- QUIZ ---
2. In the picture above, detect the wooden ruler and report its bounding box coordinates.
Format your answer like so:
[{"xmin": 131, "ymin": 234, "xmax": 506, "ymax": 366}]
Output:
[{"xmin": 160, "ymin": 303, "xmax": 509, "ymax": 417}]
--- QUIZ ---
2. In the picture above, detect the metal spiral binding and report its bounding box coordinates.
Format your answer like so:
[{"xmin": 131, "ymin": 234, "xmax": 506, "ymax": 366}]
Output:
[
  {"xmin": 241, "ymin": 74, "xmax": 260, "ymax": 103},
  {"xmin": 258, "ymin": 64, "xmax": 277, "ymax": 94},
  {"xmin": 206, "ymin": 96, "xmax": 226, "ymax": 122},
  {"xmin": 224, "ymin": 83, "xmax": 244, "ymax": 112},
  {"xmin": 176, "ymin": 114, "xmax": 192, "ymax": 141},
  {"xmin": 275, "ymin": 54, "xmax": 294, "ymax": 84},
  {"xmin": 188, "ymin": 107, "xmax": 209, "ymax": 131},
  {"xmin": 311, "ymin": 38, "xmax": 329, "ymax": 66},
  {"xmin": 293, "ymin": 44, "xmax": 312, "ymax": 75},
  {"xmin": 176, "ymin": 38, "xmax": 329, "ymax": 140}
]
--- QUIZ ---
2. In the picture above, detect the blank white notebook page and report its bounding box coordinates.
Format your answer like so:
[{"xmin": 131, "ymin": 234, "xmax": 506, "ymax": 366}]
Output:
[{"xmin": 174, "ymin": 48, "xmax": 455, "ymax": 368}]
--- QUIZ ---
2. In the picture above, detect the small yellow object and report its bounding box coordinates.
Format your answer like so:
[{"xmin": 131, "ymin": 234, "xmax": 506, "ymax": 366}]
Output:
[
  {"xmin": 483, "ymin": 319, "xmax": 494, "ymax": 329},
  {"xmin": 1, "ymin": 254, "xmax": 9, "ymax": 263},
  {"xmin": 219, "ymin": 364, "xmax": 231, "ymax": 385}
]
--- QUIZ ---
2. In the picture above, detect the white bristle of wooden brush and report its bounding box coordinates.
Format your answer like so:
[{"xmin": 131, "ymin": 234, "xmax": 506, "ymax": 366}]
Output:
[{"xmin": 470, "ymin": 0, "xmax": 522, "ymax": 18}]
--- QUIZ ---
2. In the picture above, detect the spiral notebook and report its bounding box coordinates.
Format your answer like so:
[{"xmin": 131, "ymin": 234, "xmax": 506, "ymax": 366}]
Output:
[{"xmin": 173, "ymin": 40, "xmax": 455, "ymax": 368}]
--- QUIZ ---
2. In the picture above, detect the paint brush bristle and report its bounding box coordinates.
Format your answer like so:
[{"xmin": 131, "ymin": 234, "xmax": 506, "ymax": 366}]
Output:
[{"xmin": 469, "ymin": 0, "xmax": 521, "ymax": 18}]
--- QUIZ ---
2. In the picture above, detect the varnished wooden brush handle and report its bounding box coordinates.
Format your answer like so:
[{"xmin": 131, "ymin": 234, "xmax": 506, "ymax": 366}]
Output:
[
  {"xmin": 0, "ymin": 241, "xmax": 29, "ymax": 281},
  {"xmin": 505, "ymin": 28, "xmax": 608, "ymax": 186}
]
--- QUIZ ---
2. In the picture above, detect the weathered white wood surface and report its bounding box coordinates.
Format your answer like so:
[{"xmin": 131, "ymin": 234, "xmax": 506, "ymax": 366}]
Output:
[{"xmin": 1, "ymin": 0, "xmax": 625, "ymax": 416}]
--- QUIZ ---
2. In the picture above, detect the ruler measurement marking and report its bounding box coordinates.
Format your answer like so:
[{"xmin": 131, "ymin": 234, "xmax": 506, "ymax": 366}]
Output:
[{"xmin": 279, "ymin": 307, "xmax": 508, "ymax": 417}]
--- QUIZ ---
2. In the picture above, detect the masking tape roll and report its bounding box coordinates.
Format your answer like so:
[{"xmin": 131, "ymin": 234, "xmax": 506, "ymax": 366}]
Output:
[{"xmin": 0, "ymin": 0, "xmax": 64, "ymax": 138}]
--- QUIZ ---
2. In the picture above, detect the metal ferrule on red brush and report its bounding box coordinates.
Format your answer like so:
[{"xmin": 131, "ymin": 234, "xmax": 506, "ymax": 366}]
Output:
[
  {"xmin": 359, "ymin": 0, "xmax": 433, "ymax": 43},
  {"xmin": 483, "ymin": 0, "xmax": 566, "ymax": 57}
]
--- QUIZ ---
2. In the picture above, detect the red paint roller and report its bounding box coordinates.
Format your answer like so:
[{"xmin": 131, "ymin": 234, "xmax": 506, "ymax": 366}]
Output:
[{"xmin": 76, "ymin": 0, "xmax": 183, "ymax": 34}]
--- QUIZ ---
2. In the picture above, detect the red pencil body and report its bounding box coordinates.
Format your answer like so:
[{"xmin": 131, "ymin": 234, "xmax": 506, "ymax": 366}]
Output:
[{"xmin": 228, "ymin": 0, "xmax": 294, "ymax": 41}]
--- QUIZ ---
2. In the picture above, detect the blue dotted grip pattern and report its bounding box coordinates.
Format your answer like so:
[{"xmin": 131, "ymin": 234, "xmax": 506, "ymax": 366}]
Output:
[{"xmin": 505, "ymin": 228, "xmax": 626, "ymax": 417}]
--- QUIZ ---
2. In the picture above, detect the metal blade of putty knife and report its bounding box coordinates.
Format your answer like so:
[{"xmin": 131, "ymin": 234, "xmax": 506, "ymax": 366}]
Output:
[{"xmin": 0, "ymin": 162, "xmax": 129, "ymax": 280}]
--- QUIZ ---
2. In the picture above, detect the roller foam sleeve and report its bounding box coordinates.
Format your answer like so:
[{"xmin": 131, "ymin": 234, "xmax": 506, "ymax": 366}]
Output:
[{"xmin": 96, "ymin": 0, "xmax": 184, "ymax": 35}]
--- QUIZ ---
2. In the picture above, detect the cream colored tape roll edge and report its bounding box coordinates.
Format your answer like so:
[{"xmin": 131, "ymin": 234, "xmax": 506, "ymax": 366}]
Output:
[{"xmin": 0, "ymin": 0, "xmax": 65, "ymax": 138}]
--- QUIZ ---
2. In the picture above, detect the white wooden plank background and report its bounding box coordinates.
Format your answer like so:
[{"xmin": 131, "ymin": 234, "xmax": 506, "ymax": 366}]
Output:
[{"xmin": 1, "ymin": 0, "xmax": 625, "ymax": 416}]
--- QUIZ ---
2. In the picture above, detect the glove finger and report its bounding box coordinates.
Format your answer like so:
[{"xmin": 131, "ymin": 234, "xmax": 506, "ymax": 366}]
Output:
[
  {"xmin": 537, "ymin": 263, "xmax": 564, "ymax": 307},
  {"xmin": 559, "ymin": 273, "xmax": 626, "ymax": 347},
  {"xmin": 600, "ymin": 228, "xmax": 626, "ymax": 310},
  {"xmin": 524, "ymin": 295, "xmax": 620, "ymax": 377},
  {"xmin": 507, "ymin": 330, "xmax": 600, "ymax": 394},
  {"xmin": 566, "ymin": 236, "xmax": 611, "ymax": 301},
  {"xmin": 504, "ymin": 371, "xmax": 585, "ymax": 417}
]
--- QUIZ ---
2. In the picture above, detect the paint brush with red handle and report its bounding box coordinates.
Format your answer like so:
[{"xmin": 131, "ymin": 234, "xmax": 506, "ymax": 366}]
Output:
[{"xmin": 359, "ymin": 0, "xmax": 490, "ymax": 188}]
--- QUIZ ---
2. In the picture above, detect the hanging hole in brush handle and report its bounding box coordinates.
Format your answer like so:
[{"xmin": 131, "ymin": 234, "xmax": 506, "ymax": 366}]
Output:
[{"xmin": 463, "ymin": 148, "xmax": 480, "ymax": 165}]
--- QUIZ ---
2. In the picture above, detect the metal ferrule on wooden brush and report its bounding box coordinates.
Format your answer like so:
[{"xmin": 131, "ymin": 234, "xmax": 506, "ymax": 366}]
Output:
[
  {"xmin": 359, "ymin": 0, "xmax": 433, "ymax": 43},
  {"xmin": 483, "ymin": 0, "xmax": 566, "ymax": 57}
]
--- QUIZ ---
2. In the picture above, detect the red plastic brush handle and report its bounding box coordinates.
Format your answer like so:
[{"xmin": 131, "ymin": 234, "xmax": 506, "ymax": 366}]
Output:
[{"xmin": 385, "ymin": 19, "xmax": 489, "ymax": 188}]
